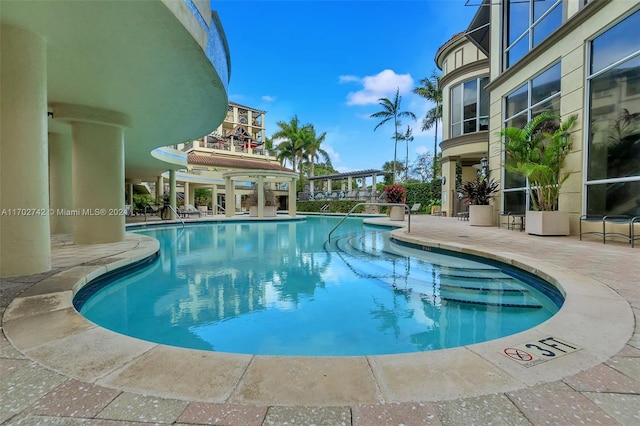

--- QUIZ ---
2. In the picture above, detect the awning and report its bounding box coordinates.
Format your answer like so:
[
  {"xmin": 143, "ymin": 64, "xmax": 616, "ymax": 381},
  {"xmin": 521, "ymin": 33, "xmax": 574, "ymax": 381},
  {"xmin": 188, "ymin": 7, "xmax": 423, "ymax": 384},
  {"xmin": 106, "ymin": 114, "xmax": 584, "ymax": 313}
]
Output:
[{"xmin": 466, "ymin": 0, "xmax": 490, "ymax": 57}]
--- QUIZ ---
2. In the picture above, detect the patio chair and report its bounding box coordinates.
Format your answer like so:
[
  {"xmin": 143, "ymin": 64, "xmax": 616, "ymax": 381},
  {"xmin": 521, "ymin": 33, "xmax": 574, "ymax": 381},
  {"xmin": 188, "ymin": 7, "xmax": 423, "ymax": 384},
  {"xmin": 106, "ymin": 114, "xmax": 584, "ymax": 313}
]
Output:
[{"xmin": 178, "ymin": 204, "xmax": 201, "ymax": 218}]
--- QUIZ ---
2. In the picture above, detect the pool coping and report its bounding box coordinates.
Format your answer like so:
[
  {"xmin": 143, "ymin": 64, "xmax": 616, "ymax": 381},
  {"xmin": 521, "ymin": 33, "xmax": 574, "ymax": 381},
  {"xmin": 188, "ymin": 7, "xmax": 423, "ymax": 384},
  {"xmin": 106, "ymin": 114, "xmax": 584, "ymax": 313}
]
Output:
[{"xmin": 2, "ymin": 220, "xmax": 634, "ymax": 406}]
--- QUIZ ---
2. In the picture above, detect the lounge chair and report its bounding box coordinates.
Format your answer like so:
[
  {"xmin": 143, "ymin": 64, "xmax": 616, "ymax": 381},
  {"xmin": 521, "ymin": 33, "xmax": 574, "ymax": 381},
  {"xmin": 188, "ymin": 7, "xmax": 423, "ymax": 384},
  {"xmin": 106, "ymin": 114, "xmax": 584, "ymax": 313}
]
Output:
[
  {"xmin": 410, "ymin": 203, "xmax": 421, "ymax": 212},
  {"xmin": 178, "ymin": 204, "xmax": 201, "ymax": 218}
]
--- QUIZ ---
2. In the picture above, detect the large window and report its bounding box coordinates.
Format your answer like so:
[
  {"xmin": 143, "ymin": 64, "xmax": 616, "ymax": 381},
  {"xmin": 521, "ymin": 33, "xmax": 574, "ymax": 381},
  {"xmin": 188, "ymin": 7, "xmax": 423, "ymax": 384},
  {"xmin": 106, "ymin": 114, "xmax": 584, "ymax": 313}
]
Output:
[
  {"xmin": 502, "ymin": 63, "xmax": 561, "ymax": 211},
  {"xmin": 450, "ymin": 77, "xmax": 489, "ymax": 137},
  {"xmin": 504, "ymin": 0, "xmax": 563, "ymax": 69},
  {"xmin": 586, "ymin": 9, "xmax": 640, "ymax": 216}
]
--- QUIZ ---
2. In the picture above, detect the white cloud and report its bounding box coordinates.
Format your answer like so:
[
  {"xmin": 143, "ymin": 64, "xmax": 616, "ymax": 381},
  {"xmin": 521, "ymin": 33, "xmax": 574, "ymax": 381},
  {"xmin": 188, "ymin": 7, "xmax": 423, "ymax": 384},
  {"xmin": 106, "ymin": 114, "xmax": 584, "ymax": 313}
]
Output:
[
  {"xmin": 338, "ymin": 75, "xmax": 360, "ymax": 84},
  {"xmin": 262, "ymin": 95, "xmax": 276, "ymax": 102},
  {"xmin": 322, "ymin": 144, "xmax": 341, "ymax": 164},
  {"xmin": 344, "ymin": 69, "xmax": 414, "ymax": 106},
  {"xmin": 415, "ymin": 145, "xmax": 429, "ymax": 155}
]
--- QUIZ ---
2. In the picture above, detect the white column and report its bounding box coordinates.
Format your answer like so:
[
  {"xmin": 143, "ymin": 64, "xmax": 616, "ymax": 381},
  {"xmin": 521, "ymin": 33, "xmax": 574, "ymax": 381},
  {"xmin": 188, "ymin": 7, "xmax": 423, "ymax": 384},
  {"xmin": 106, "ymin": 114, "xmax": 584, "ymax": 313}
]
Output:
[
  {"xmin": 327, "ymin": 179, "xmax": 332, "ymax": 192},
  {"xmin": 0, "ymin": 24, "xmax": 50, "ymax": 276},
  {"xmin": 169, "ymin": 170, "xmax": 177, "ymax": 219},
  {"xmin": 348, "ymin": 177, "xmax": 353, "ymax": 192},
  {"xmin": 156, "ymin": 175, "xmax": 164, "ymax": 202},
  {"xmin": 49, "ymin": 132, "xmax": 73, "ymax": 234},
  {"xmin": 288, "ymin": 179, "xmax": 297, "ymax": 217},
  {"xmin": 310, "ymin": 179, "xmax": 315, "ymax": 194},
  {"xmin": 183, "ymin": 181, "xmax": 190, "ymax": 207},
  {"xmin": 225, "ymin": 176, "xmax": 234, "ymax": 217},
  {"xmin": 257, "ymin": 176, "xmax": 265, "ymax": 218}
]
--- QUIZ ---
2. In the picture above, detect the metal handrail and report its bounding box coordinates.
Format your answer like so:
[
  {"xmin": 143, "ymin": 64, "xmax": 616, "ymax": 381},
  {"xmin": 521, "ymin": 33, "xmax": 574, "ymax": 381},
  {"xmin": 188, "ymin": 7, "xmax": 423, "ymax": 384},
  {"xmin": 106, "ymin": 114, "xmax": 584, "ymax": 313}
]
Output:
[
  {"xmin": 215, "ymin": 203, "xmax": 225, "ymax": 214},
  {"xmin": 164, "ymin": 204, "xmax": 185, "ymax": 228},
  {"xmin": 328, "ymin": 203, "xmax": 410, "ymax": 242}
]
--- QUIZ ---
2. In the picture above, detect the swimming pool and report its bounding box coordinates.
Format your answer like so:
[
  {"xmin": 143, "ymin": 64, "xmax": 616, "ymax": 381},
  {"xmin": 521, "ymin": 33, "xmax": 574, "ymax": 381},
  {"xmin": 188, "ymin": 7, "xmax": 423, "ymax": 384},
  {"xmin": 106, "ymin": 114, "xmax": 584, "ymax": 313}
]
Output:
[{"xmin": 74, "ymin": 216, "xmax": 563, "ymax": 356}]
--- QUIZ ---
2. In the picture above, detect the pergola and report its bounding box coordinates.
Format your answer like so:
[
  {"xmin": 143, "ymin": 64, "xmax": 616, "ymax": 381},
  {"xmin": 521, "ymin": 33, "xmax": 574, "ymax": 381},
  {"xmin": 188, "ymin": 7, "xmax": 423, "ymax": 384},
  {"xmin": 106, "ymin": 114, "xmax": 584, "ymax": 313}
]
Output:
[
  {"xmin": 222, "ymin": 170, "xmax": 298, "ymax": 218},
  {"xmin": 307, "ymin": 169, "xmax": 386, "ymax": 194}
]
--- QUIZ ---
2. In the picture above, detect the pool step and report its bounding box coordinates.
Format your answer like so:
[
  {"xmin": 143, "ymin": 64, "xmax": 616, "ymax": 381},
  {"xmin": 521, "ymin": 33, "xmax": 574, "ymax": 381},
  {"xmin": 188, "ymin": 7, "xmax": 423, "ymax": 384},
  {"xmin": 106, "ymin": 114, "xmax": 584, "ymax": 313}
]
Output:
[{"xmin": 330, "ymin": 232, "xmax": 542, "ymax": 309}]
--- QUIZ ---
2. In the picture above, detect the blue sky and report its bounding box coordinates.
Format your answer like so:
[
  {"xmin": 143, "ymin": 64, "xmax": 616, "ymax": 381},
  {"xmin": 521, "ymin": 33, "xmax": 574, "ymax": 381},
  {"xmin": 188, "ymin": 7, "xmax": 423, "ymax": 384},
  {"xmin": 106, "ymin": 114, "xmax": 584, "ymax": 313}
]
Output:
[{"xmin": 213, "ymin": 1, "xmax": 480, "ymax": 173}]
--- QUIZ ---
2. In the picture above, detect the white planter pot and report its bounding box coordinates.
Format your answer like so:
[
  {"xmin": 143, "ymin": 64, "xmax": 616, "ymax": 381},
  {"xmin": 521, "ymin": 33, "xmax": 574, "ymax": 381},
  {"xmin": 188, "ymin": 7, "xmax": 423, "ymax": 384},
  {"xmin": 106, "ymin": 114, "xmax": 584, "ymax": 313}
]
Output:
[
  {"xmin": 526, "ymin": 210, "xmax": 569, "ymax": 236},
  {"xmin": 249, "ymin": 206, "xmax": 276, "ymax": 217},
  {"xmin": 389, "ymin": 206, "xmax": 405, "ymax": 221},
  {"xmin": 469, "ymin": 205, "xmax": 494, "ymax": 226},
  {"xmin": 197, "ymin": 206, "xmax": 208, "ymax": 214}
]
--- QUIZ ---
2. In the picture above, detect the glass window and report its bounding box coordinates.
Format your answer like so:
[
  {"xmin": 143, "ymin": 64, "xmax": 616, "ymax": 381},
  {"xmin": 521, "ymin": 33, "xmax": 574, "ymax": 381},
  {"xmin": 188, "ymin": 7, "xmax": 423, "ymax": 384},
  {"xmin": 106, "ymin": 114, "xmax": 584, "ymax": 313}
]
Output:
[
  {"xmin": 502, "ymin": 63, "xmax": 562, "ymax": 204},
  {"xmin": 451, "ymin": 85, "xmax": 462, "ymax": 137},
  {"xmin": 591, "ymin": 10, "xmax": 640, "ymax": 74},
  {"xmin": 449, "ymin": 77, "xmax": 490, "ymax": 137},
  {"xmin": 504, "ymin": 0, "xmax": 563, "ymax": 69},
  {"xmin": 586, "ymin": 10, "xmax": 640, "ymax": 215}
]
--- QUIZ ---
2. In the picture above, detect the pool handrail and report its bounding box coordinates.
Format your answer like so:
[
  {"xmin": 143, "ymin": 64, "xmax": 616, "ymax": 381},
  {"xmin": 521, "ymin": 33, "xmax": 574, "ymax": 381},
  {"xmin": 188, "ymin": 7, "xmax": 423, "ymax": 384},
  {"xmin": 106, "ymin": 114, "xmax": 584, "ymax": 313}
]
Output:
[
  {"xmin": 328, "ymin": 202, "xmax": 410, "ymax": 242},
  {"xmin": 164, "ymin": 204, "xmax": 185, "ymax": 228}
]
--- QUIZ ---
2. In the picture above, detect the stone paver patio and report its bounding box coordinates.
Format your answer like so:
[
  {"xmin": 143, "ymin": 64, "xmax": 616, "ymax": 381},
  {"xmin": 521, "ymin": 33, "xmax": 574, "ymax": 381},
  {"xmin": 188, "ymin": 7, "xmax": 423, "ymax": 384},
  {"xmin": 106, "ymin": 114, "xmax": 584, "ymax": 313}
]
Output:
[{"xmin": 1, "ymin": 214, "xmax": 638, "ymax": 425}]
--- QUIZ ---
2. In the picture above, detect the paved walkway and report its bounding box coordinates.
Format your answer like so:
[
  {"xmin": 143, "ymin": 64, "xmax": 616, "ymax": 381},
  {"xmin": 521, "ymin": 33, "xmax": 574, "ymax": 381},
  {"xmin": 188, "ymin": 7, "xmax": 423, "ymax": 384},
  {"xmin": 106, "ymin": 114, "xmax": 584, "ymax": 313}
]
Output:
[{"xmin": 1, "ymin": 214, "xmax": 638, "ymax": 425}]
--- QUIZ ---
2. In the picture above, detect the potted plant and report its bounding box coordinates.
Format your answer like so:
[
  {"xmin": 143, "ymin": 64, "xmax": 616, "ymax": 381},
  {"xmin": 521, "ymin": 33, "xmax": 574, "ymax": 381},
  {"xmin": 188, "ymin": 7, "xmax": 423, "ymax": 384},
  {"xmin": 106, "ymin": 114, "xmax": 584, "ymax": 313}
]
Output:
[
  {"xmin": 459, "ymin": 176, "xmax": 499, "ymax": 226},
  {"xmin": 502, "ymin": 112, "xmax": 577, "ymax": 235},
  {"xmin": 247, "ymin": 185, "xmax": 277, "ymax": 217},
  {"xmin": 385, "ymin": 183, "xmax": 406, "ymax": 221}
]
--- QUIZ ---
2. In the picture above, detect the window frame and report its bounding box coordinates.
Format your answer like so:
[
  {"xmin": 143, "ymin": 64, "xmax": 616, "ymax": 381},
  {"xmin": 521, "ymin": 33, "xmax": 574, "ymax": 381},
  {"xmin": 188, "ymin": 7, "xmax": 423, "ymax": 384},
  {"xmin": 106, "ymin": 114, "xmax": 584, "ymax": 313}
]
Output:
[
  {"xmin": 449, "ymin": 76, "xmax": 490, "ymax": 138},
  {"xmin": 583, "ymin": 8, "xmax": 640, "ymax": 216}
]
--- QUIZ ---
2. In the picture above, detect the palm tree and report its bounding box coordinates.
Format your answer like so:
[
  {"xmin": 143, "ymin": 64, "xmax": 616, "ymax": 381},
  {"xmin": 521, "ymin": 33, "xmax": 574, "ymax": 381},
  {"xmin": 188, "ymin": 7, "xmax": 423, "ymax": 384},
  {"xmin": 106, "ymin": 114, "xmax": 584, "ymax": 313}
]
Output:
[
  {"xmin": 413, "ymin": 71, "xmax": 442, "ymax": 178},
  {"xmin": 272, "ymin": 115, "xmax": 305, "ymax": 171},
  {"xmin": 302, "ymin": 125, "xmax": 331, "ymax": 183},
  {"xmin": 371, "ymin": 88, "xmax": 416, "ymax": 183},
  {"xmin": 398, "ymin": 126, "xmax": 413, "ymax": 182}
]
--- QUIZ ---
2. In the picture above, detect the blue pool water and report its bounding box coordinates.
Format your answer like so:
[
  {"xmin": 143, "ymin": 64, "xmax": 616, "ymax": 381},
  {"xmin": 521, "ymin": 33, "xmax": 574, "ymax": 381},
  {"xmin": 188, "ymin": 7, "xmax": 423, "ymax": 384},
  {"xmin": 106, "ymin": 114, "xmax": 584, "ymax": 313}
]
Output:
[{"xmin": 75, "ymin": 216, "xmax": 563, "ymax": 356}]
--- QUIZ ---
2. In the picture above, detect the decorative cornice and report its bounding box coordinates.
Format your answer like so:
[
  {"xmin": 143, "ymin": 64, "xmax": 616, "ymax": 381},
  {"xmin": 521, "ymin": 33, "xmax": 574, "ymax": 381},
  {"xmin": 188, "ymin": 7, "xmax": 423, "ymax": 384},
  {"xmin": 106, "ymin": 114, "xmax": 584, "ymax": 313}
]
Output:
[
  {"xmin": 439, "ymin": 59, "xmax": 490, "ymax": 89},
  {"xmin": 440, "ymin": 131, "xmax": 489, "ymax": 152}
]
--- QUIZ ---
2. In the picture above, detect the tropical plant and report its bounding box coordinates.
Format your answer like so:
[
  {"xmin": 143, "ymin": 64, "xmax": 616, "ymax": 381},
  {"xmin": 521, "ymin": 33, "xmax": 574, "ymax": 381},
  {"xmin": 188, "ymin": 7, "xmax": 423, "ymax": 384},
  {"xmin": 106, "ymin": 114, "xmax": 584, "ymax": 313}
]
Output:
[
  {"xmin": 371, "ymin": 88, "xmax": 416, "ymax": 183},
  {"xmin": 502, "ymin": 112, "xmax": 577, "ymax": 211},
  {"xmin": 459, "ymin": 177, "xmax": 499, "ymax": 205},
  {"xmin": 384, "ymin": 183, "xmax": 406, "ymax": 204},
  {"xmin": 413, "ymin": 71, "xmax": 442, "ymax": 178},
  {"xmin": 381, "ymin": 160, "xmax": 405, "ymax": 185},
  {"xmin": 396, "ymin": 126, "xmax": 414, "ymax": 182},
  {"xmin": 272, "ymin": 115, "xmax": 305, "ymax": 171},
  {"xmin": 301, "ymin": 124, "xmax": 331, "ymax": 183}
]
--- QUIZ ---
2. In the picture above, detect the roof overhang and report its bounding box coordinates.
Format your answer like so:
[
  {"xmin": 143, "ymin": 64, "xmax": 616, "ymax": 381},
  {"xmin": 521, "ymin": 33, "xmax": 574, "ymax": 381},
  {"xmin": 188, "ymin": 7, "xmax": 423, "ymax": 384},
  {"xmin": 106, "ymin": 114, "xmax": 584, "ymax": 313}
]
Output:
[{"xmin": 465, "ymin": 0, "xmax": 490, "ymax": 57}]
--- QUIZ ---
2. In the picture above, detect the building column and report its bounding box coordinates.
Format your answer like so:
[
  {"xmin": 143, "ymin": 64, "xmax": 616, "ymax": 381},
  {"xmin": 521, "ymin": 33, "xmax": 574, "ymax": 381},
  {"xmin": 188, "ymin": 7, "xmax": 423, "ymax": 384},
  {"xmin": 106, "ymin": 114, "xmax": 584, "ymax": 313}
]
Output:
[
  {"xmin": 52, "ymin": 104, "xmax": 130, "ymax": 244},
  {"xmin": 257, "ymin": 176, "xmax": 265, "ymax": 218},
  {"xmin": 156, "ymin": 175, "xmax": 164, "ymax": 202},
  {"xmin": 0, "ymin": 24, "xmax": 49, "ymax": 277},
  {"xmin": 288, "ymin": 179, "xmax": 297, "ymax": 217},
  {"xmin": 225, "ymin": 176, "xmax": 234, "ymax": 217},
  {"xmin": 441, "ymin": 156, "xmax": 459, "ymax": 217},
  {"xmin": 183, "ymin": 181, "xmax": 190, "ymax": 207},
  {"xmin": 310, "ymin": 179, "xmax": 315, "ymax": 194},
  {"xmin": 49, "ymin": 132, "xmax": 73, "ymax": 235},
  {"xmin": 169, "ymin": 170, "xmax": 176, "ymax": 219},
  {"xmin": 348, "ymin": 177, "xmax": 353, "ymax": 192}
]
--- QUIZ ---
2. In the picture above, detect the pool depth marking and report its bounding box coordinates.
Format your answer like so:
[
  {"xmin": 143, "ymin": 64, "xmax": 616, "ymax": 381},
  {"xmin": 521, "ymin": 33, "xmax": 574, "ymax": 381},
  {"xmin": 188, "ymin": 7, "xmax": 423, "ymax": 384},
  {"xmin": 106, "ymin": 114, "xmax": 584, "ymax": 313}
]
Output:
[{"xmin": 502, "ymin": 337, "xmax": 581, "ymax": 367}]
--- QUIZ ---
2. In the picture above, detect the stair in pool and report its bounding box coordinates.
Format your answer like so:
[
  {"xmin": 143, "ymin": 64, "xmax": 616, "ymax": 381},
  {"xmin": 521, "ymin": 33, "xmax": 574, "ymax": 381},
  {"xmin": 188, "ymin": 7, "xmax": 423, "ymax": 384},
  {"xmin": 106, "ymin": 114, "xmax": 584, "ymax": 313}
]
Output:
[{"xmin": 326, "ymin": 232, "xmax": 543, "ymax": 309}]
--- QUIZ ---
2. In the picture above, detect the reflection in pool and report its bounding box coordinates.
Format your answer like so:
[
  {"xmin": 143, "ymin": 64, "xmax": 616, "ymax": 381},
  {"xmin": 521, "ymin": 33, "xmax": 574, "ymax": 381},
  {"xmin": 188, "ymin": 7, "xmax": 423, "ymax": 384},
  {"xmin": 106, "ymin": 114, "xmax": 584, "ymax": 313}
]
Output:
[{"xmin": 75, "ymin": 216, "xmax": 563, "ymax": 356}]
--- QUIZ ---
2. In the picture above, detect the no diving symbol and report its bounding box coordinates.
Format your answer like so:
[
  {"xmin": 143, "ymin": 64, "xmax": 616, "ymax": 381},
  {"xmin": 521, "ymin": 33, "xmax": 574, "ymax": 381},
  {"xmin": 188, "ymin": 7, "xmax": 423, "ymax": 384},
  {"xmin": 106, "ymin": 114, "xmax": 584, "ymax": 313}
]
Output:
[{"xmin": 504, "ymin": 347, "xmax": 533, "ymax": 362}]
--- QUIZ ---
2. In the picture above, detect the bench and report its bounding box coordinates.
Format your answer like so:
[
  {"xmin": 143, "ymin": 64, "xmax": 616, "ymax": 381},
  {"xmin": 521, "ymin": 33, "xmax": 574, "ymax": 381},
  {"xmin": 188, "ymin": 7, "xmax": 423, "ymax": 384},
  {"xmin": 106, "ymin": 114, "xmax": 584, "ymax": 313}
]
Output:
[{"xmin": 580, "ymin": 215, "xmax": 639, "ymax": 248}]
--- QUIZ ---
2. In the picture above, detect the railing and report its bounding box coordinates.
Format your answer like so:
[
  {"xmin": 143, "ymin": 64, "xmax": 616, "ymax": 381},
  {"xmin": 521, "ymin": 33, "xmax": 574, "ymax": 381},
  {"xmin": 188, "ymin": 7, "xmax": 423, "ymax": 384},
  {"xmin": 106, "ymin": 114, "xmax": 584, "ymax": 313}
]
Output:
[
  {"xmin": 164, "ymin": 204, "xmax": 185, "ymax": 228},
  {"xmin": 327, "ymin": 203, "xmax": 410, "ymax": 242},
  {"xmin": 215, "ymin": 203, "xmax": 225, "ymax": 214}
]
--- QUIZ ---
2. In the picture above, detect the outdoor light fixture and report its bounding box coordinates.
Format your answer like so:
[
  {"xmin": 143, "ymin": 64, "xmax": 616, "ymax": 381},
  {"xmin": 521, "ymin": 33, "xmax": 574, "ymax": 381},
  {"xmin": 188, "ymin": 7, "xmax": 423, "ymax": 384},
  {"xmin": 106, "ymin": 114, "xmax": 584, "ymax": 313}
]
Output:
[{"xmin": 480, "ymin": 156, "xmax": 488, "ymax": 178}]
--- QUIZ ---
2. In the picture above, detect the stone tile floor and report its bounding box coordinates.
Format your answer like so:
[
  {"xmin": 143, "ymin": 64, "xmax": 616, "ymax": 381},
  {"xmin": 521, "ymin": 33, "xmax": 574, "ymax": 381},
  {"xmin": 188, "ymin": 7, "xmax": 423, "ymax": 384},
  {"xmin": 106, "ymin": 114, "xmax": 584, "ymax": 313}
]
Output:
[{"xmin": 1, "ymin": 215, "xmax": 638, "ymax": 425}]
